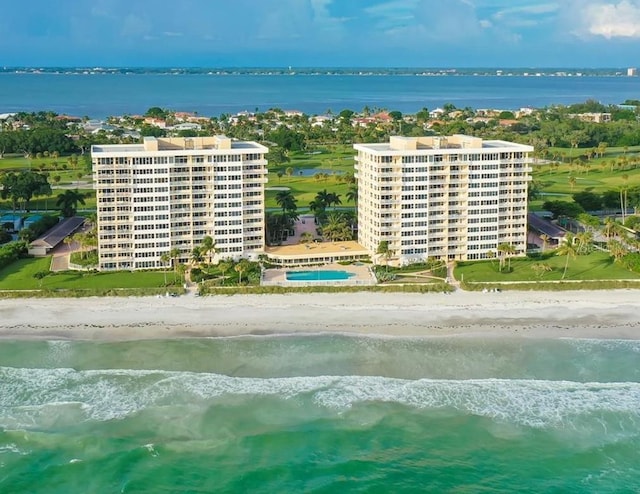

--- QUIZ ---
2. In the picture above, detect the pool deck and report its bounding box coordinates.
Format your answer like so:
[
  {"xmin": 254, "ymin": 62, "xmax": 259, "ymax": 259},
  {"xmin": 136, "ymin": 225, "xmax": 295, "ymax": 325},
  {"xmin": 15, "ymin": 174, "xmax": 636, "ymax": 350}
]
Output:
[
  {"xmin": 264, "ymin": 238, "xmax": 370, "ymax": 267},
  {"xmin": 262, "ymin": 263, "xmax": 377, "ymax": 286}
]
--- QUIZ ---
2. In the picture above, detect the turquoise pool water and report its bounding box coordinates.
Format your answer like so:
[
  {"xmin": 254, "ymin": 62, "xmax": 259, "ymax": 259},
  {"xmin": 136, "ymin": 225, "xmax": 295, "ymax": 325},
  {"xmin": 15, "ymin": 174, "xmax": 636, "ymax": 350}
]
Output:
[{"xmin": 286, "ymin": 270, "xmax": 355, "ymax": 281}]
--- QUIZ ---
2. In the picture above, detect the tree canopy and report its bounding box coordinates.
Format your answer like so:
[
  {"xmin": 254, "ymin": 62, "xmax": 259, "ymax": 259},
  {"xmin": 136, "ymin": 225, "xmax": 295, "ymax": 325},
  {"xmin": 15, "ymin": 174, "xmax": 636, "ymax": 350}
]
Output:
[{"xmin": 0, "ymin": 171, "xmax": 51, "ymax": 212}]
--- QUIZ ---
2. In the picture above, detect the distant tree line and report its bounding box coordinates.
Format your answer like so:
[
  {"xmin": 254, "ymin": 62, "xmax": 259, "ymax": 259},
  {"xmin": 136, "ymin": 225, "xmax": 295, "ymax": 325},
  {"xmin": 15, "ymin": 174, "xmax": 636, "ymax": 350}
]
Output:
[{"xmin": 0, "ymin": 129, "xmax": 77, "ymax": 157}]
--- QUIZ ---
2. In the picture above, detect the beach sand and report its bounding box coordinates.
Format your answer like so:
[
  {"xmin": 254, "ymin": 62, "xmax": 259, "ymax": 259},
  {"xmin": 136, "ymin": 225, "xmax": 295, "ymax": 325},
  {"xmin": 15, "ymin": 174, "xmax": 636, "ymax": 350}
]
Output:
[{"xmin": 1, "ymin": 290, "xmax": 639, "ymax": 341}]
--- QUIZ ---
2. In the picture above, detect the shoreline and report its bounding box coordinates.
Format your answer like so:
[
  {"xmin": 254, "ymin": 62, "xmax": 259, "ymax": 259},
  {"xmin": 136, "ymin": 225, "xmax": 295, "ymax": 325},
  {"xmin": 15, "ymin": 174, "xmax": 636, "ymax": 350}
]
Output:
[{"xmin": 1, "ymin": 290, "xmax": 640, "ymax": 341}]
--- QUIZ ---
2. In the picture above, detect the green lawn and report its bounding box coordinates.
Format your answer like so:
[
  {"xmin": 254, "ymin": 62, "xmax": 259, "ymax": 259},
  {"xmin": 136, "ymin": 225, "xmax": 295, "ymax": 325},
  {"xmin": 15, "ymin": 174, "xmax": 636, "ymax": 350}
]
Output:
[
  {"xmin": 0, "ymin": 257, "xmax": 176, "ymax": 290},
  {"xmin": 0, "ymin": 154, "xmax": 90, "ymax": 182},
  {"xmin": 548, "ymin": 145, "xmax": 640, "ymax": 160},
  {"xmin": 455, "ymin": 251, "xmax": 640, "ymax": 283},
  {"xmin": 531, "ymin": 157, "xmax": 640, "ymax": 211}
]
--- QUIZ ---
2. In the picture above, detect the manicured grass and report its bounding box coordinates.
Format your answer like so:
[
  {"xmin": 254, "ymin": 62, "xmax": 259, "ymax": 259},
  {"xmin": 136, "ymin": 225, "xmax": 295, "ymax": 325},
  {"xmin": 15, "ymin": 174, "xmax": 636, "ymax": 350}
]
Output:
[
  {"xmin": 0, "ymin": 154, "xmax": 90, "ymax": 182},
  {"xmin": 0, "ymin": 257, "xmax": 52, "ymax": 289},
  {"xmin": 455, "ymin": 251, "xmax": 640, "ymax": 283},
  {"xmin": 530, "ymin": 156, "xmax": 640, "ymax": 211},
  {"xmin": 533, "ymin": 162, "xmax": 640, "ymax": 191},
  {"xmin": 548, "ymin": 145, "xmax": 640, "ymax": 159},
  {"xmin": 0, "ymin": 257, "xmax": 177, "ymax": 290}
]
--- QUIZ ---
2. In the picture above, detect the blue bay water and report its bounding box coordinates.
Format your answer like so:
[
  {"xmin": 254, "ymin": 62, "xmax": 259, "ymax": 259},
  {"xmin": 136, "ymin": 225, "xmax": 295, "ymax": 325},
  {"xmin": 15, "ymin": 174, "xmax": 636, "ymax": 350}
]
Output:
[
  {"xmin": 2, "ymin": 73, "xmax": 640, "ymax": 118},
  {"xmin": 0, "ymin": 335, "xmax": 639, "ymax": 493}
]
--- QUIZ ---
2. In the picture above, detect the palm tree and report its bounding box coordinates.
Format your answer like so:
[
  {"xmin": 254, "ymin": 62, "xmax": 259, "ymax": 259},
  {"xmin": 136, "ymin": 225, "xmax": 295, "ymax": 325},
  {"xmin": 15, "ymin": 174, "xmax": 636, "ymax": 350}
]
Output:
[
  {"xmin": 346, "ymin": 184, "xmax": 358, "ymax": 206},
  {"xmin": 73, "ymin": 232, "xmax": 88, "ymax": 259},
  {"xmin": 376, "ymin": 240, "xmax": 392, "ymax": 271},
  {"xmin": 315, "ymin": 189, "xmax": 332, "ymax": 209},
  {"xmin": 218, "ymin": 260, "xmax": 232, "ymax": 285},
  {"xmin": 200, "ymin": 236, "xmax": 216, "ymax": 265},
  {"xmin": 621, "ymin": 174, "xmax": 630, "ymax": 223},
  {"xmin": 602, "ymin": 217, "xmax": 621, "ymax": 239},
  {"xmin": 56, "ymin": 189, "xmax": 86, "ymax": 217},
  {"xmin": 63, "ymin": 235, "xmax": 74, "ymax": 252},
  {"xmin": 234, "ymin": 259, "xmax": 250, "ymax": 285},
  {"xmin": 160, "ymin": 252, "xmax": 171, "ymax": 286},
  {"xmin": 275, "ymin": 190, "xmax": 297, "ymax": 215},
  {"xmin": 531, "ymin": 262, "xmax": 553, "ymax": 279},
  {"xmin": 308, "ymin": 198, "xmax": 326, "ymax": 225},
  {"xmin": 575, "ymin": 231, "xmax": 593, "ymax": 255},
  {"xmin": 539, "ymin": 233, "xmax": 550, "ymax": 252},
  {"xmin": 327, "ymin": 192, "xmax": 342, "ymax": 209},
  {"xmin": 497, "ymin": 243, "xmax": 516, "ymax": 272},
  {"xmin": 320, "ymin": 211, "xmax": 352, "ymax": 242},
  {"xmin": 191, "ymin": 247, "xmax": 204, "ymax": 266},
  {"xmin": 607, "ymin": 238, "xmax": 628, "ymax": 262},
  {"xmin": 170, "ymin": 248, "xmax": 181, "ymax": 282},
  {"xmin": 300, "ymin": 231, "xmax": 314, "ymax": 244},
  {"xmin": 486, "ymin": 249, "xmax": 496, "ymax": 268},
  {"xmin": 556, "ymin": 233, "xmax": 577, "ymax": 280}
]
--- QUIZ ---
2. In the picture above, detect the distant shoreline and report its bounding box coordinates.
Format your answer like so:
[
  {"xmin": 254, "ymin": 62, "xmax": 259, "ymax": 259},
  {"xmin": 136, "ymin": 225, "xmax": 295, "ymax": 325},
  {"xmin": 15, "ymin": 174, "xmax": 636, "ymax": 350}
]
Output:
[
  {"xmin": 2, "ymin": 69, "xmax": 633, "ymax": 77},
  {"xmin": 2, "ymin": 71, "xmax": 636, "ymax": 119},
  {"xmin": 2, "ymin": 290, "xmax": 639, "ymax": 341}
]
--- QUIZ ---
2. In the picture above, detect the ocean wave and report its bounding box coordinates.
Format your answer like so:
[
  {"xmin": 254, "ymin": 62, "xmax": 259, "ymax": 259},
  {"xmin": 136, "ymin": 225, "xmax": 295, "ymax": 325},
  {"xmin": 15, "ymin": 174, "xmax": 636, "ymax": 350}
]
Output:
[
  {"xmin": 562, "ymin": 338, "xmax": 640, "ymax": 354},
  {"xmin": 0, "ymin": 367, "xmax": 639, "ymax": 429}
]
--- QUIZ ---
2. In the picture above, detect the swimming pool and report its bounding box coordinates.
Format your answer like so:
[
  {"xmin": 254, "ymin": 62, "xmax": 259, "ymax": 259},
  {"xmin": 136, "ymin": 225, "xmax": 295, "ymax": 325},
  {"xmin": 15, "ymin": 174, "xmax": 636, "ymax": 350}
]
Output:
[{"xmin": 285, "ymin": 270, "xmax": 356, "ymax": 282}]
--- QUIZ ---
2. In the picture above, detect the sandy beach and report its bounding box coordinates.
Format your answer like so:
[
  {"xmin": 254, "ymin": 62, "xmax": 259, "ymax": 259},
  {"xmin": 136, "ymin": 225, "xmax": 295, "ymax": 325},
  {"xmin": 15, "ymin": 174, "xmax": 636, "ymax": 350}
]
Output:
[{"xmin": 1, "ymin": 290, "xmax": 639, "ymax": 340}]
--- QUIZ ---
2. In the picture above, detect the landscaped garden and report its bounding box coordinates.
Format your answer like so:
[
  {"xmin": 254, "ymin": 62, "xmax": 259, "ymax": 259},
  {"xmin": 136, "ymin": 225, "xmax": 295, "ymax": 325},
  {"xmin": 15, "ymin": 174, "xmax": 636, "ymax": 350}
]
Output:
[{"xmin": 455, "ymin": 250, "xmax": 640, "ymax": 290}]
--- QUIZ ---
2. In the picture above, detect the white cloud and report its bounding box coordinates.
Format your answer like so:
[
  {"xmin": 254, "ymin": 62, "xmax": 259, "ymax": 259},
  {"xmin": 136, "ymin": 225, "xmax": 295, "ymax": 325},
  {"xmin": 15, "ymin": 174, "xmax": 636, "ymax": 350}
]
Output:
[
  {"xmin": 576, "ymin": 0, "xmax": 640, "ymax": 38},
  {"xmin": 493, "ymin": 3, "xmax": 559, "ymax": 19}
]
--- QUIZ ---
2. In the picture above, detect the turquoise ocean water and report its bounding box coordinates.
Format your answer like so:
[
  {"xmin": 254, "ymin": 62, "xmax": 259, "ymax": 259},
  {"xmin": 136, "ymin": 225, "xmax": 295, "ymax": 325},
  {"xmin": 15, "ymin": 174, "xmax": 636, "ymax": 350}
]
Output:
[
  {"xmin": 1, "ymin": 335, "xmax": 639, "ymax": 493},
  {"xmin": 1, "ymin": 73, "xmax": 640, "ymax": 118}
]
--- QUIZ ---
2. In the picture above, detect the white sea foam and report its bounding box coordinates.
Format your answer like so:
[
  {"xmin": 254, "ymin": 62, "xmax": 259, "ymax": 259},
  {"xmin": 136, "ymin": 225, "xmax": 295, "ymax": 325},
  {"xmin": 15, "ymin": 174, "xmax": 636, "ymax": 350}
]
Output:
[
  {"xmin": 563, "ymin": 338, "xmax": 640, "ymax": 354},
  {"xmin": 0, "ymin": 367, "xmax": 639, "ymax": 430},
  {"xmin": 0, "ymin": 443, "xmax": 29, "ymax": 456}
]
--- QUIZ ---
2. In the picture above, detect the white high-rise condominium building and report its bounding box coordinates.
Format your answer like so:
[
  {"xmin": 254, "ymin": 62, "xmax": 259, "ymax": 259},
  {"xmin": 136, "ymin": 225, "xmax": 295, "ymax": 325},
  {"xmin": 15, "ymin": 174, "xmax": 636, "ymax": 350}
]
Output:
[
  {"xmin": 92, "ymin": 136, "xmax": 268, "ymax": 271},
  {"xmin": 354, "ymin": 135, "xmax": 533, "ymax": 264}
]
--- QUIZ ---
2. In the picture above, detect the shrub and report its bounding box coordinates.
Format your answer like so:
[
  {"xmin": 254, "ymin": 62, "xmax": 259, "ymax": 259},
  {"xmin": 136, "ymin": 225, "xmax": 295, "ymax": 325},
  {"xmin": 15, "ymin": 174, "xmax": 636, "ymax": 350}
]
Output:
[
  {"xmin": 70, "ymin": 250, "xmax": 98, "ymax": 267},
  {"xmin": 28, "ymin": 215, "xmax": 60, "ymax": 238},
  {"xmin": 0, "ymin": 228, "xmax": 11, "ymax": 244},
  {"xmin": 620, "ymin": 252, "xmax": 640, "ymax": 273},
  {"xmin": 0, "ymin": 241, "xmax": 28, "ymax": 271}
]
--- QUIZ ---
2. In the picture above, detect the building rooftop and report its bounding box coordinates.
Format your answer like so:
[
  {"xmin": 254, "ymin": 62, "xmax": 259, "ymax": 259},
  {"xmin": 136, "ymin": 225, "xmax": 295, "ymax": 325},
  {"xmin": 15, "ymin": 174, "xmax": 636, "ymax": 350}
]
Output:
[
  {"xmin": 29, "ymin": 217, "xmax": 85, "ymax": 249},
  {"xmin": 92, "ymin": 144, "xmax": 145, "ymax": 153},
  {"xmin": 92, "ymin": 136, "xmax": 267, "ymax": 154},
  {"xmin": 355, "ymin": 135, "xmax": 533, "ymax": 153}
]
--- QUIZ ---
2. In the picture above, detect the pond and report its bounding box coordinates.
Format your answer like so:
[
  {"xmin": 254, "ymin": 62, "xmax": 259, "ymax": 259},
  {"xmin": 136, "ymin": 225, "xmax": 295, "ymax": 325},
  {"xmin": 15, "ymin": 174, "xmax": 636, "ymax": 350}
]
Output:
[{"xmin": 295, "ymin": 168, "xmax": 344, "ymax": 177}]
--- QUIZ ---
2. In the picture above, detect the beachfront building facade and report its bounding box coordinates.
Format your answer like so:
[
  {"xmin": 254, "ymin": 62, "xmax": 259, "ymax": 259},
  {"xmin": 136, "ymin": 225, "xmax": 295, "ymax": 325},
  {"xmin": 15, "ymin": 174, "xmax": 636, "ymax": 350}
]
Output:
[
  {"xmin": 354, "ymin": 135, "xmax": 533, "ymax": 264},
  {"xmin": 92, "ymin": 136, "xmax": 268, "ymax": 271}
]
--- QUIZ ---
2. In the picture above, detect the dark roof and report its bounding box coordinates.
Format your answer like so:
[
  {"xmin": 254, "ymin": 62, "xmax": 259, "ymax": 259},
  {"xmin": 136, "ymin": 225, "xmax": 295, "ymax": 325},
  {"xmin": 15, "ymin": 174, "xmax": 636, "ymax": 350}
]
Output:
[
  {"xmin": 528, "ymin": 213, "xmax": 566, "ymax": 239},
  {"xmin": 30, "ymin": 217, "xmax": 85, "ymax": 249}
]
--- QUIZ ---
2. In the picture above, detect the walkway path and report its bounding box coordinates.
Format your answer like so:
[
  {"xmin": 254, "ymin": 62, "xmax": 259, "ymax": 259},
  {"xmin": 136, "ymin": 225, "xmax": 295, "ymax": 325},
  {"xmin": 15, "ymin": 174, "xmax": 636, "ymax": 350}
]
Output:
[
  {"xmin": 447, "ymin": 263, "xmax": 461, "ymax": 290},
  {"xmin": 50, "ymin": 252, "xmax": 70, "ymax": 272}
]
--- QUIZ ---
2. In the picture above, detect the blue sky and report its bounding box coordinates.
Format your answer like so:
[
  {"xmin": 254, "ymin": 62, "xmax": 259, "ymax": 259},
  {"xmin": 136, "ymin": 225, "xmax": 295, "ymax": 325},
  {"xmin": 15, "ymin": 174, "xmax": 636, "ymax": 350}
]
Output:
[{"xmin": 2, "ymin": 0, "xmax": 640, "ymax": 67}]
